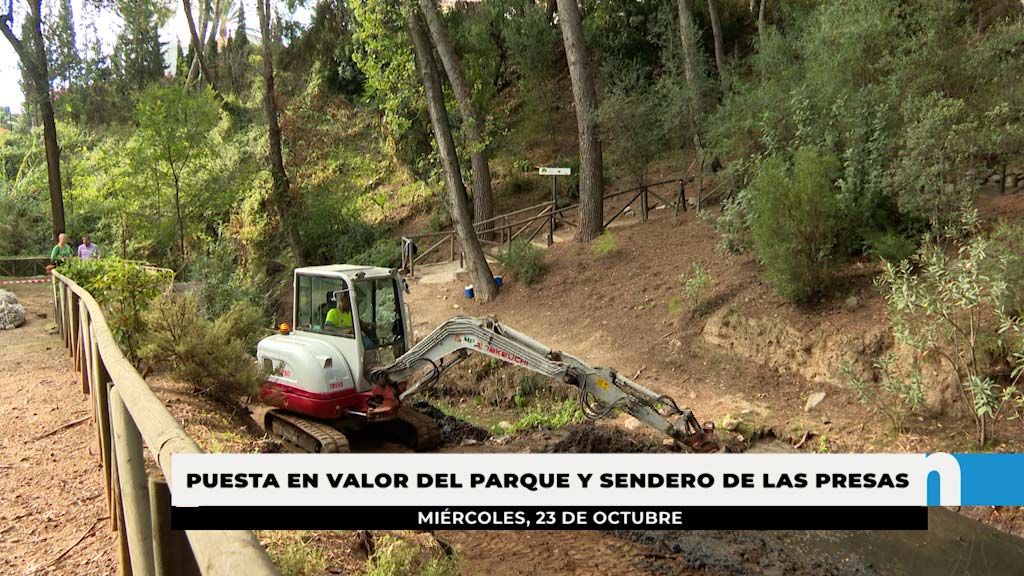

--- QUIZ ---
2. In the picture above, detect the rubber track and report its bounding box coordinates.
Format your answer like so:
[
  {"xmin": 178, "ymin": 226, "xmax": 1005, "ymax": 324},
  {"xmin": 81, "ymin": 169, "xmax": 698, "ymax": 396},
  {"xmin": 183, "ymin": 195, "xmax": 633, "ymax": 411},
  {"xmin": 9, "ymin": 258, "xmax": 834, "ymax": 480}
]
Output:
[
  {"xmin": 397, "ymin": 406, "xmax": 441, "ymax": 452},
  {"xmin": 267, "ymin": 410, "xmax": 351, "ymax": 453}
]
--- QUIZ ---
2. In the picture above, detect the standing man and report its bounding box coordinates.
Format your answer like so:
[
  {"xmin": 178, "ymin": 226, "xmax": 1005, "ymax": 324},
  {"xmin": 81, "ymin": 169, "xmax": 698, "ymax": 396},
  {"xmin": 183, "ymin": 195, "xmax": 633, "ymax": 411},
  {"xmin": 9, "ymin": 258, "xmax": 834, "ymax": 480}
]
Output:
[
  {"xmin": 49, "ymin": 233, "xmax": 73, "ymax": 268},
  {"xmin": 77, "ymin": 235, "xmax": 99, "ymax": 260}
]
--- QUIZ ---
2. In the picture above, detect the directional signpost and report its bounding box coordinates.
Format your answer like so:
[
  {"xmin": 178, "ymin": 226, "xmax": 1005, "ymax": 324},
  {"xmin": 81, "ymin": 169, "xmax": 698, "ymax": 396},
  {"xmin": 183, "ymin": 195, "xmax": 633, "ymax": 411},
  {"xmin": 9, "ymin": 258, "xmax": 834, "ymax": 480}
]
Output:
[{"xmin": 539, "ymin": 167, "xmax": 571, "ymax": 245}]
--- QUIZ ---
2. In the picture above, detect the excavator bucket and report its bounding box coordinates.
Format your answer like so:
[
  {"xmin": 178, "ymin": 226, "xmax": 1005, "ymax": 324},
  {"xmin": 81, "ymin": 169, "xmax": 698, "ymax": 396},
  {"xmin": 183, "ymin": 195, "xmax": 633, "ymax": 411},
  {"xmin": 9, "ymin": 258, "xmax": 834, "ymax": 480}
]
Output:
[
  {"xmin": 673, "ymin": 412, "xmax": 720, "ymax": 453},
  {"xmin": 681, "ymin": 423, "xmax": 720, "ymax": 453}
]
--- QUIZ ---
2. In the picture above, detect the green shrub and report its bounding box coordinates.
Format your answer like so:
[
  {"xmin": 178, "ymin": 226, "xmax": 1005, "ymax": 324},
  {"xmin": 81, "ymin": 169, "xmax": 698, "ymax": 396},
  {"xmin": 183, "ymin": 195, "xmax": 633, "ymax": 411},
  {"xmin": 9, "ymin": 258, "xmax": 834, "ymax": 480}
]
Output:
[
  {"xmin": 877, "ymin": 213, "xmax": 1024, "ymax": 445},
  {"xmin": 862, "ymin": 229, "xmax": 917, "ymax": 263},
  {"xmin": 498, "ymin": 239, "xmax": 546, "ymax": 285},
  {"xmin": 681, "ymin": 263, "xmax": 713, "ymax": 310},
  {"xmin": 141, "ymin": 293, "xmax": 264, "ymax": 404},
  {"xmin": 186, "ymin": 239, "xmax": 269, "ymax": 320},
  {"xmin": 356, "ymin": 237, "xmax": 402, "ymax": 268},
  {"xmin": 748, "ymin": 148, "xmax": 842, "ymax": 302},
  {"xmin": 504, "ymin": 172, "xmax": 533, "ymax": 196},
  {"xmin": 63, "ymin": 258, "xmax": 172, "ymax": 362},
  {"xmin": 263, "ymin": 532, "xmax": 326, "ymax": 576},
  {"xmin": 590, "ymin": 232, "xmax": 619, "ymax": 257},
  {"xmin": 986, "ymin": 222, "xmax": 1024, "ymax": 318},
  {"xmin": 427, "ymin": 202, "xmax": 452, "ymax": 232},
  {"xmin": 840, "ymin": 355, "xmax": 925, "ymax": 434},
  {"xmin": 364, "ymin": 533, "xmax": 459, "ymax": 576},
  {"xmin": 704, "ymin": 188, "xmax": 752, "ymax": 254}
]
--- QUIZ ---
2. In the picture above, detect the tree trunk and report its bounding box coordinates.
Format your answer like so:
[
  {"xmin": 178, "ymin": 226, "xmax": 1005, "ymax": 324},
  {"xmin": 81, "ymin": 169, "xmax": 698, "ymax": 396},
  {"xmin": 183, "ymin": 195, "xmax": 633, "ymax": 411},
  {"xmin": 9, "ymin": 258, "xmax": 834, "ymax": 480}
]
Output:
[
  {"xmin": 677, "ymin": 0, "xmax": 702, "ymax": 112},
  {"xmin": 677, "ymin": 0, "xmax": 706, "ymax": 195},
  {"xmin": 418, "ymin": 0, "xmax": 494, "ymax": 233},
  {"xmin": 758, "ymin": 0, "xmax": 767, "ymax": 38},
  {"xmin": 2, "ymin": 0, "xmax": 67, "ymax": 241},
  {"xmin": 186, "ymin": 0, "xmax": 210, "ymax": 84},
  {"xmin": 707, "ymin": 0, "xmax": 726, "ymax": 86},
  {"xmin": 556, "ymin": 0, "xmax": 603, "ymax": 242},
  {"xmin": 183, "ymin": 0, "xmax": 217, "ymax": 91},
  {"xmin": 172, "ymin": 169, "xmax": 185, "ymax": 261},
  {"xmin": 256, "ymin": 0, "xmax": 306, "ymax": 267},
  {"xmin": 30, "ymin": 1, "xmax": 65, "ymax": 241},
  {"xmin": 408, "ymin": 9, "xmax": 497, "ymax": 302}
]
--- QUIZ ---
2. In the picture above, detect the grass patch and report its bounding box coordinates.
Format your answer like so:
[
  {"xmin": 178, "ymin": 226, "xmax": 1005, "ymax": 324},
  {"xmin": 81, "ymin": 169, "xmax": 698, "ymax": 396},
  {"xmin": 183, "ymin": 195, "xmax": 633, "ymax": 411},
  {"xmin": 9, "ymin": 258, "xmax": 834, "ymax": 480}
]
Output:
[
  {"xmin": 260, "ymin": 531, "xmax": 327, "ymax": 576},
  {"xmin": 500, "ymin": 398, "xmax": 584, "ymax": 434},
  {"xmin": 591, "ymin": 232, "xmax": 619, "ymax": 257},
  {"xmin": 365, "ymin": 532, "xmax": 460, "ymax": 576}
]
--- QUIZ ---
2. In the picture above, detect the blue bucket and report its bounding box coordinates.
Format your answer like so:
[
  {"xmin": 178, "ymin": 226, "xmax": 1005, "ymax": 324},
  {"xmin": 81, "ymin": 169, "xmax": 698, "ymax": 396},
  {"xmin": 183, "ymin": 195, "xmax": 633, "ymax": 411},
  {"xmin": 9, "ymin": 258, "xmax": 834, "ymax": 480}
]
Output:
[
  {"xmin": 495, "ymin": 275, "xmax": 504, "ymax": 287},
  {"xmin": 464, "ymin": 285, "xmax": 475, "ymax": 299}
]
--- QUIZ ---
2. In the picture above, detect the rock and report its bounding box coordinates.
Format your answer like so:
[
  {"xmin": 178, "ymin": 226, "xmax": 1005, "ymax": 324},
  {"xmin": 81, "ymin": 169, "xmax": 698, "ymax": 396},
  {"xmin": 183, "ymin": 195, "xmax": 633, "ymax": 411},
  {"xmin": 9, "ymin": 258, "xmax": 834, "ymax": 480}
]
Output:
[
  {"xmin": 844, "ymin": 296, "xmax": 860, "ymax": 310},
  {"xmin": 989, "ymin": 173, "xmax": 1003, "ymax": 183},
  {"xmin": 805, "ymin": 391, "xmax": 826, "ymax": 412},
  {"xmin": 623, "ymin": 416, "xmax": 642, "ymax": 431},
  {"xmin": 662, "ymin": 438, "xmax": 676, "ymax": 447},
  {"xmin": 497, "ymin": 421, "xmax": 512, "ymax": 430},
  {"xmin": 722, "ymin": 415, "xmax": 741, "ymax": 431},
  {"xmin": 822, "ymin": 416, "xmax": 832, "ymax": 425},
  {"xmin": 452, "ymin": 304, "xmax": 460, "ymax": 309},
  {"xmin": 460, "ymin": 438, "xmax": 480, "ymax": 446}
]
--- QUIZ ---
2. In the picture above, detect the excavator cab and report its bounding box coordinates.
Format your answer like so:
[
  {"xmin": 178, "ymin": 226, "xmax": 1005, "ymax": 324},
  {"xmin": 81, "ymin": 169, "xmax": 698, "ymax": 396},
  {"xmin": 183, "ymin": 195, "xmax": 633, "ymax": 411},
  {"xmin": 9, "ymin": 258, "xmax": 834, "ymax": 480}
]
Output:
[{"xmin": 257, "ymin": 265, "xmax": 414, "ymax": 424}]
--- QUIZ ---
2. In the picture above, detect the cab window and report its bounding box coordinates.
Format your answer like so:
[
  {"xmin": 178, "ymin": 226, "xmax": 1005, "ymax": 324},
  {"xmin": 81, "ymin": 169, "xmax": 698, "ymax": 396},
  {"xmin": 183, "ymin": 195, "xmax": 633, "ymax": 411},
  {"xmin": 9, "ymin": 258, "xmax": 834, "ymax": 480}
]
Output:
[
  {"xmin": 353, "ymin": 278, "xmax": 403, "ymax": 349},
  {"xmin": 295, "ymin": 275, "xmax": 353, "ymax": 337}
]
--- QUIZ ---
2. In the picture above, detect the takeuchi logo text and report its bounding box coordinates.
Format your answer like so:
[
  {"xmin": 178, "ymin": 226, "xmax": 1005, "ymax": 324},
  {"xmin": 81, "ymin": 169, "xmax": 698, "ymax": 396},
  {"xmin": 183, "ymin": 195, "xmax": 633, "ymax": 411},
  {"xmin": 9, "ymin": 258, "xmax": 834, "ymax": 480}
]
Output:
[{"xmin": 487, "ymin": 345, "xmax": 529, "ymax": 367}]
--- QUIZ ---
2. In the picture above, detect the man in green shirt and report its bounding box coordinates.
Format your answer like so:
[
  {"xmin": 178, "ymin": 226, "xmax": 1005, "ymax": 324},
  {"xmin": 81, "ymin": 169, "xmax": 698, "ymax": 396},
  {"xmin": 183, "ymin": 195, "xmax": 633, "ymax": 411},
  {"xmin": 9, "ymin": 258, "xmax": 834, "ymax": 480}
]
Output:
[{"xmin": 50, "ymin": 233, "xmax": 73, "ymax": 265}]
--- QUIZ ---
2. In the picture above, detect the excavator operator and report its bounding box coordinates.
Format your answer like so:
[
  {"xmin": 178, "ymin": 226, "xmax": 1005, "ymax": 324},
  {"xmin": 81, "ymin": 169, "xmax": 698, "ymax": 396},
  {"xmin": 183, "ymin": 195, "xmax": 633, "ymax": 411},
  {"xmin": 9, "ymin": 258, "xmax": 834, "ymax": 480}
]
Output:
[
  {"xmin": 325, "ymin": 291, "xmax": 355, "ymax": 334},
  {"xmin": 326, "ymin": 290, "xmax": 377, "ymax": 346}
]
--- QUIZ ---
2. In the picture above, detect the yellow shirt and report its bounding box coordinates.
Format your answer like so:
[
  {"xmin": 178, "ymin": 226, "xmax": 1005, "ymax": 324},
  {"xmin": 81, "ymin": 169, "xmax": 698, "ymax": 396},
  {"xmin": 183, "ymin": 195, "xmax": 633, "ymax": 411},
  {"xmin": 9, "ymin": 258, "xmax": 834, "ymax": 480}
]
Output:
[{"xmin": 325, "ymin": 308, "xmax": 352, "ymax": 330}]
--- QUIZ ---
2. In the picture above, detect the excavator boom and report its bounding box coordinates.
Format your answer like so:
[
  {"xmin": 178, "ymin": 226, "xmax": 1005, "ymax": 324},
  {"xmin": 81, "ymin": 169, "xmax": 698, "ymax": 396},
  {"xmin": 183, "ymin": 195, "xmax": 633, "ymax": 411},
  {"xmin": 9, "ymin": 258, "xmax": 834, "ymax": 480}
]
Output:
[{"xmin": 371, "ymin": 317, "xmax": 718, "ymax": 453}]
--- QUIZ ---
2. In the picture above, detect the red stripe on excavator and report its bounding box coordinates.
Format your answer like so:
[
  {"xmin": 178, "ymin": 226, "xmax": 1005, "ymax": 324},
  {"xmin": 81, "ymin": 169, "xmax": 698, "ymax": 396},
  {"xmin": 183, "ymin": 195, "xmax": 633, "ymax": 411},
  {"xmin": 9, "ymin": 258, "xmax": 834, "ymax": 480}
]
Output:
[{"xmin": 260, "ymin": 381, "xmax": 361, "ymax": 419}]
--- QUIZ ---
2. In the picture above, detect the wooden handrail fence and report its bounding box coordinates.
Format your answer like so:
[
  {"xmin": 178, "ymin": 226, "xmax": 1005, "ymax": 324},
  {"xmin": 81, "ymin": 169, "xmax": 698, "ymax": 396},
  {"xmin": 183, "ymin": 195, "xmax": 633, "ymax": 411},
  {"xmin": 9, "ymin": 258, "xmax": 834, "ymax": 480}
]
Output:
[
  {"xmin": 402, "ymin": 177, "xmax": 695, "ymax": 275},
  {"xmin": 50, "ymin": 271, "xmax": 279, "ymax": 576},
  {"xmin": 0, "ymin": 256, "xmax": 50, "ymax": 277}
]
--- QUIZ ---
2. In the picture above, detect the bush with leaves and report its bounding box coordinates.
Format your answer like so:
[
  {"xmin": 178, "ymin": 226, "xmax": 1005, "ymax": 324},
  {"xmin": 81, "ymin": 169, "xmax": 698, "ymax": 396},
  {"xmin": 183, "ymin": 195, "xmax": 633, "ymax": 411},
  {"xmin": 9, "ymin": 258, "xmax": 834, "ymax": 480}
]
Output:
[
  {"xmin": 497, "ymin": 239, "xmax": 545, "ymax": 285},
  {"xmin": 62, "ymin": 258, "xmax": 172, "ymax": 363},
  {"xmin": 877, "ymin": 211, "xmax": 1022, "ymax": 445},
  {"xmin": 141, "ymin": 293, "xmax": 264, "ymax": 405},
  {"xmin": 840, "ymin": 355, "xmax": 925, "ymax": 434},
  {"xmin": 748, "ymin": 148, "xmax": 842, "ymax": 302},
  {"xmin": 985, "ymin": 222, "xmax": 1024, "ymax": 319},
  {"xmin": 681, "ymin": 263, "xmax": 713, "ymax": 310}
]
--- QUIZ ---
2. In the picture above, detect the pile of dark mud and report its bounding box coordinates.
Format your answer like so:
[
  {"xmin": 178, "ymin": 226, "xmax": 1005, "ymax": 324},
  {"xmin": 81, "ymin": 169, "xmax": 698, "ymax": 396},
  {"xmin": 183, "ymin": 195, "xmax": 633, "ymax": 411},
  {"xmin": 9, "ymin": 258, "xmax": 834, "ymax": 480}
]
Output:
[
  {"xmin": 413, "ymin": 402, "xmax": 491, "ymax": 445},
  {"xmin": 612, "ymin": 530, "xmax": 879, "ymax": 576},
  {"xmin": 547, "ymin": 423, "xmax": 673, "ymax": 453}
]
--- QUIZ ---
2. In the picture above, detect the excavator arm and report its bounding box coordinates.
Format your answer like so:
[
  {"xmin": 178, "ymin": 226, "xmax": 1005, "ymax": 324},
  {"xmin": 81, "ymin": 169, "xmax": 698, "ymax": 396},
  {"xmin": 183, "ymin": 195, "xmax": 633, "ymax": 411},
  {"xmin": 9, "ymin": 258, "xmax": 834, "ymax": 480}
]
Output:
[{"xmin": 371, "ymin": 317, "xmax": 719, "ymax": 452}]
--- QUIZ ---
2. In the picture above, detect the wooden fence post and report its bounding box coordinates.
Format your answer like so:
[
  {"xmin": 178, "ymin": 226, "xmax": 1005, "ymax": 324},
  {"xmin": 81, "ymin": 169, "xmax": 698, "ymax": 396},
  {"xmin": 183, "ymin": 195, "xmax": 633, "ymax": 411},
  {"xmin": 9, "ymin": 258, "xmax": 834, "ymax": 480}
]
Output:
[
  {"xmin": 110, "ymin": 387, "xmax": 156, "ymax": 576},
  {"xmin": 149, "ymin": 474, "xmax": 202, "ymax": 576},
  {"xmin": 641, "ymin": 185, "xmax": 649, "ymax": 222},
  {"xmin": 108, "ymin": 430, "xmax": 132, "ymax": 576},
  {"xmin": 70, "ymin": 292, "xmax": 80, "ymax": 368},
  {"xmin": 95, "ymin": 356, "xmax": 114, "ymax": 524},
  {"xmin": 79, "ymin": 299, "xmax": 90, "ymax": 394}
]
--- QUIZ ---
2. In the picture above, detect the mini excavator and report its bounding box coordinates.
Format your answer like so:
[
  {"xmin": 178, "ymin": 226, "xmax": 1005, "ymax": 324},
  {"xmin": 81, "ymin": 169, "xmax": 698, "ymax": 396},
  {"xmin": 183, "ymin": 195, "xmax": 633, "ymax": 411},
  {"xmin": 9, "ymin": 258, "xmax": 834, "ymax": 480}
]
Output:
[{"xmin": 256, "ymin": 265, "xmax": 718, "ymax": 453}]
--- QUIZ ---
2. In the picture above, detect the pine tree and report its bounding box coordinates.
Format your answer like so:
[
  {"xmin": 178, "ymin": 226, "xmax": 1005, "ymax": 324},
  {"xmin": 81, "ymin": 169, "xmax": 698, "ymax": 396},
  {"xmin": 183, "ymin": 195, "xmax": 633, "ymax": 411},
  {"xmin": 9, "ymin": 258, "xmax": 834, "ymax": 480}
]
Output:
[
  {"xmin": 49, "ymin": 0, "xmax": 81, "ymax": 89},
  {"xmin": 175, "ymin": 41, "xmax": 188, "ymax": 78},
  {"xmin": 234, "ymin": 0, "xmax": 248, "ymax": 49},
  {"xmin": 113, "ymin": 0, "xmax": 166, "ymax": 88}
]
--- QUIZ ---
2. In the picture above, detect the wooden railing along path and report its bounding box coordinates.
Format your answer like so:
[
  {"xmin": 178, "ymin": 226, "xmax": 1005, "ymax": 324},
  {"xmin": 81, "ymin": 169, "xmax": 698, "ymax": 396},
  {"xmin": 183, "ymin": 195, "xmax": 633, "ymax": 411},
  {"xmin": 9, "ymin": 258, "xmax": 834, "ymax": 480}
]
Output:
[
  {"xmin": 50, "ymin": 271, "xmax": 279, "ymax": 576},
  {"xmin": 401, "ymin": 176, "xmax": 721, "ymax": 275}
]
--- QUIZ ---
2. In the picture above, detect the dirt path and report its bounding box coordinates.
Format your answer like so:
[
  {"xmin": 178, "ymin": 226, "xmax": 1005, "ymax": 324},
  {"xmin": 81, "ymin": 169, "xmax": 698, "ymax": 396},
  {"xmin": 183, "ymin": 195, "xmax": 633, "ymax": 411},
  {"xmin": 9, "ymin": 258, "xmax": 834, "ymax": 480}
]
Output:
[{"xmin": 0, "ymin": 285, "xmax": 116, "ymax": 575}]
